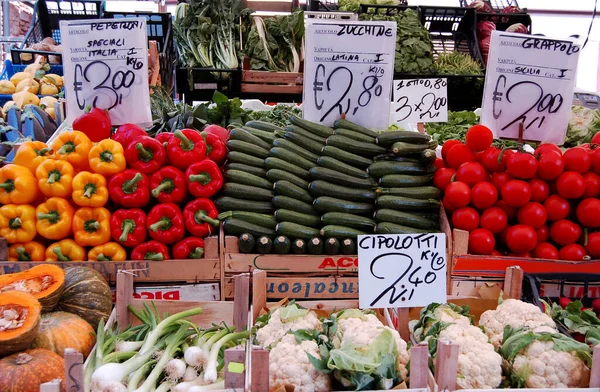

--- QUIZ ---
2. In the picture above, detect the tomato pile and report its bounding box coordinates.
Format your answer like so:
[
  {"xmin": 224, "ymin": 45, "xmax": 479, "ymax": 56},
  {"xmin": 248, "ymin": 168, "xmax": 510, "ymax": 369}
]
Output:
[{"xmin": 435, "ymin": 126, "xmax": 600, "ymax": 260}]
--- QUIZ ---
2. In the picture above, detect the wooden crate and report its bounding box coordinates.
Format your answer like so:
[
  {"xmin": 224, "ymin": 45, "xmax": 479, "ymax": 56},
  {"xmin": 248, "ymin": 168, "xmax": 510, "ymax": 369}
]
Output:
[{"xmin": 241, "ymin": 56, "xmax": 303, "ymax": 94}]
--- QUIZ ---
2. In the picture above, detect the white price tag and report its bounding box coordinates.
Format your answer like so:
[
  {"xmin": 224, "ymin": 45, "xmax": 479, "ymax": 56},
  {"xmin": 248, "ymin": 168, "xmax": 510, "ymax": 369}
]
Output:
[
  {"xmin": 60, "ymin": 18, "xmax": 152, "ymax": 125},
  {"xmin": 481, "ymin": 31, "xmax": 580, "ymax": 144},
  {"xmin": 392, "ymin": 78, "xmax": 448, "ymax": 123},
  {"xmin": 358, "ymin": 234, "xmax": 446, "ymax": 308},
  {"xmin": 303, "ymin": 20, "xmax": 396, "ymax": 130}
]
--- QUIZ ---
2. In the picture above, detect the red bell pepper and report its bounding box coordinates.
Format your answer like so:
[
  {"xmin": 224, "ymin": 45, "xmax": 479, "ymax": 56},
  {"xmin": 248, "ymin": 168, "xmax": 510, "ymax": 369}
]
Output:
[
  {"xmin": 124, "ymin": 136, "xmax": 166, "ymax": 174},
  {"xmin": 201, "ymin": 131, "xmax": 226, "ymax": 165},
  {"xmin": 112, "ymin": 124, "xmax": 147, "ymax": 148},
  {"xmin": 146, "ymin": 203, "xmax": 185, "ymax": 244},
  {"xmin": 150, "ymin": 166, "xmax": 187, "ymax": 204},
  {"xmin": 108, "ymin": 169, "xmax": 150, "ymax": 208},
  {"xmin": 72, "ymin": 105, "xmax": 112, "ymax": 142},
  {"xmin": 203, "ymin": 124, "xmax": 229, "ymax": 143},
  {"xmin": 131, "ymin": 240, "xmax": 170, "ymax": 261},
  {"xmin": 110, "ymin": 208, "xmax": 147, "ymax": 247},
  {"xmin": 183, "ymin": 198, "xmax": 220, "ymax": 237},
  {"xmin": 185, "ymin": 160, "xmax": 224, "ymax": 198},
  {"xmin": 166, "ymin": 129, "xmax": 207, "ymax": 170},
  {"xmin": 156, "ymin": 132, "xmax": 174, "ymax": 148},
  {"xmin": 172, "ymin": 237, "xmax": 205, "ymax": 259}
]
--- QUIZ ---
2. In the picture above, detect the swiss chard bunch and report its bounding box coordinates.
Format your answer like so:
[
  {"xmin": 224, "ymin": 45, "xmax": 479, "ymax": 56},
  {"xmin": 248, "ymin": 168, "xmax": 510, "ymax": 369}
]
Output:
[{"xmin": 545, "ymin": 299, "xmax": 600, "ymax": 346}]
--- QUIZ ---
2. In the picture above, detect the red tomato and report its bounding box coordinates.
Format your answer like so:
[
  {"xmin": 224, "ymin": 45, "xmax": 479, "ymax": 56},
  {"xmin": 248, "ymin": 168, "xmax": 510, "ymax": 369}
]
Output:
[
  {"xmin": 517, "ymin": 202, "xmax": 547, "ymax": 228},
  {"xmin": 550, "ymin": 219, "xmax": 582, "ymax": 246},
  {"xmin": 537, "ymin": 151, "xmax": 565, "ymax": 181},
  {"xmin": 559, "ymin": 244, "xmax": 587, "ymax": 261},
  {"xmin": 535, "ymin": 143, "xmax": 562, "ymax": 156},
  {"xmin": 532, "ymin": 242, "xmax": 559, "ymax": 259},
  {"xmin": 445, "ymin": 181, "xmax": 471, "ymax": 208},
  {"xmin": 535, "ymin": 225, "xmax": 549, "ymax": 243},
  {"xmin": 592, "ymin": 133, "xmax": 600, "ymax": 144},
  {"xmin": 583, "ymin": 172, "xmax": 600, "ymax": 198},
  {"xmin": 506, "ymin": 152, "xmax": 538, "ymax": 179},
  {"xmin": 586, "ymin": 232, "xmax": 600, "ymax": 258},
  {"xmin": 441, "ymin": 140, "xmax": 462, "ymax": 161},
  {"xmin": 465, "ymin": 125, "xmax": 493, "ymax": 152},
  {"xmin": 446, "ymin": 144, "xmax": 477, "ymax": 170},
  {"xmin": 528, "ymin": 179, "xmax": 550, "ymax": 203},
  {"xmin": 544, "ymin": 195, "xmax": 570, "ymax": 221},
  {"xmin": 495, "ymin": 200, "xmax": 518, "ymax": 219},
  {"xmin": 203, "ymin": 124, "xmax": 229, "ymax": 142},
  {"xmin": 452, "ymin": 207, "xmax": 480, "ymax": 232},
  {"xmin": 433, "ymin": 168, "xmax": 456, "ymax": 192},
  {"xmin": 591, "ymin": 149, "xmax": 600, "ymax": 174},
  {"xmin": 559, "ymin": 297, "xmax": 573, "ymax": 308},
  {"xmin": 480, "ymin": 207, "xmax": 508, "ymax": 234},
  {"xmin": 468, "ymin": 228, "xmax": 496, "ymax": 255},
  {"xmin": 556, "ymin": 171, "xmax": 586, "ymax": 199},
  {"xmin": 479, "ymin": 147, "xmax": 505, "ymax": 173},
  {"xmin": 563, "ymin": 148, "xmax": 592, "ymax": 173},
  {"xmin": 501, "ymin": 180, "xmax": 531, "ymax": 207},
  {"xmin": 456, "ymin": 162, "xmax": 487, "ymax": 186},
  {"xmin": 442, "ymin": 196, "xmax": 456, "ymax": 213},
  {"xmin": 471, "ymin": 182, "xmax": 498, "ymax": 210},
  {"xmin": 508, "ymin": 252, "xmax": 531, "ymax": 258},
  {"xmin": 491, "ymin": 172, "xmax": 513, "ymax": 192},
  {"xmin": 491, "ymin": 250, "xmax": 503, "ymax": 256},
  {"xmin": 576, "ymin": 198, "xmax": 600, "ymax": 228},
  {"xmin": 505, "ymin": 224, "xmax": 538, "ymax": 253},
  {"xmin": 593, "ymin": 298, "xmax": 600, "ymax": 313},
  {"xmin": 433, "ymin": 157, "xmax": 446, "ymax": 169}
]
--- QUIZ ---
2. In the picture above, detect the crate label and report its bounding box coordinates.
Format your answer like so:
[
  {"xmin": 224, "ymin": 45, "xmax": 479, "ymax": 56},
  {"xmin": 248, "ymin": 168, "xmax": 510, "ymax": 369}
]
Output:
[
  {"xmin": 358, "ymin": 234, "xmax": 446, "ymax": 308},
  {"xmin": 110, "ymin": 283, "xmax": 220, "ymax": 303},
  {"xmin": 266, "ymin": 279, "xmax": 357, "ymax": 297},
  {"xmin": 391, "ymin": 78, "xmax": 448, "ymax": 123},
  {"xmin": 60, "ymin": 18, "xmax": 152, "ymax": 125},
  {"xmin": 481, "ymin": 31, "xmax": 580, "ymax": 144},
  {"xmin": 303, "ymin": 20, "xmax": 396, "ymax": 130}
]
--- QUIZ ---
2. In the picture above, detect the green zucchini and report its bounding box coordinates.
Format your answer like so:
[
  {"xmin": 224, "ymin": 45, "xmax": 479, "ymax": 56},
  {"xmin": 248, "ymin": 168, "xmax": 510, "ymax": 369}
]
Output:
[
  {"xmin": 215, "ymin": 197, "xmax": 274, "ymax": 214},
  {"xmin": 292, "ymin": 239, "xmax": 307, "ymax": 254},
  {"xmin": 273, "ymin": 181, "xmax": 313, "ymax": 204},
  {"xmin": 309, "ymin": 180, "xmax": 376, "ymax": 202},
  {"xmin": 374, "ymin": 209, "xmax": 439, "ymax": 230},
  {"xmin": 373, "ymin": 154, "xmax": 420, "ymax": 163},
  {"xmin": 376, "ymin": 131, "xmax": 431, "ymax": 146},
  {"xmin": 321, "ymin": 212, "xmax": 376, "ymax": 231},
  {"xmin": 226, "ymin": 140, "xmax": 270, "ymax": 159},
  {"xmin": 309, "ymin": 167, "xmax": 376, "ymax": 189},
  {"xmin": 273, "ymin": 236, "xmax": 291, "ymax": 254},
  {"xmin": 229, "ymin": 128, "xmax": 272, "ymax": 150},
  {"xmin": 320, "ymin": 225, "xmax": 367, "ymax": 239},
  {"xmin": 376, "ymin": 186, "xmax": 441, "ymax": 200},
  {"xmin": 333, "ymin": 119, "xmax": 378, "ymax": 138},
  {"xmin": 376, "ymin": 222, "xmax": 430, "ymax": 234},
  {"xmin": 240, "ymin": 126, "xmax": 276, "ymax": 144},
  {"xmin": 391, "ymin": 142, "xmax": 430, "ymax": 156},
  {"xmin": 272, "ymin": 196, "xmax": 318, "ymax": 215},
  {"xmin": 367, "ymin": 161, "xmax": 429, "ymax": 177},
  {"xmin": 313, "ymin": 197, "xmax": 374, "ymax": 215},
  {"xmin": 269, "ymin": 147, "xmax": 315, "ymax": 170},
  {"xmin": 379, "ymin": 174, "xmax": 433, "ymax": 187},
  {"xmin": 340, "ymin": 238, "xmax": 357, "ymax": 255},
  {"xmin": 275, "ymin": 209, "xmax": 321, "ymax": 228},
  {"xmin": 265, "ymin": 157, "xmax": 310, "ymax": 180},
  {"xmin": 307, "ymin": 237, "xmax": 324, "ymax": 255},
  {"xmin": 289, "ymin": 115, "xmax": 334, "ymax": 138},
  {"xmin": 428, "ymin": 140, "xmax": 439, "ymax": 150},
  {"xmin": 317, "ymin": 156, "xmax": 370, "ymax": 179},
  {"xmin": 225, "ymin": 170, "xmax": 272, "ymax": 190},
  {"xmin": 321, "ymin": 146, "xmax": 373, "ymax": 169},
  {"xmin": 419, "ymin": 149, "xmax": 437, "ymax": 165},
  {"xmin": 272, "ymin": 138, "xmax": 320, "ymax": 162},
  {"xmin": 226, "ymin": 151, "xmax": 265, "ymax": 168},
  {"xmin": 324, "ymin": 238, "xmax": 340, "ymax": 255},
  {"xmin": 333, "ymin": 128, "xmax": 376, "ymax": 143},
  {"xmin": 266, "ymin": 169, "xmax": 309, "ymax": 189},
  {"xmin": 256, "ymin": 236, "xmax": 273, "ymax": 254},
  {"xmin": 238, "ymin": 233, "xmax": 255, "ymax": 253},
  {"xmin": 375, "ymin": 195, "xmax": 441, "ymax": 211},
  {"xmin": 283, "ymin": 132, "xmax": 325, "ymax": 154},
  {"xmin": 222, "ymin": 183, "xmax": 274, "ymax": 202},
  {"xmin": 276, "ymin": 222, "xmax": 320, "ymax": 240},
  {"xmin": 223, "ymin": 218, "xmax": 276, "ymax": 237},
  {"xmin": 224, "ymin": 163, "xmax": 267, "ymax": 178},
  {"xmin": 326, "ymin": 135, "xmax": 387, "ymax": 157},
  {"xmin": 284, "ymin": 125, "xmax": 327, "ymax": 143},
  {"xmin": 217, "ymin": 211, "xmax": 277, "ymax": 229},
  {"xmin": 244, "ymin": 120, "xmax": 283, "ymax": 133}
]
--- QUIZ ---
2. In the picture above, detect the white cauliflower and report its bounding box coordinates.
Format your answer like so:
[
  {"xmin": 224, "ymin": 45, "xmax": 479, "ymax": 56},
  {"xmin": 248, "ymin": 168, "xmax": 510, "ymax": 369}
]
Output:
[
  {"xmin": 479, "ymin": 299, "xmax": 557, "ymax": 347},
  {"xmin": 412, "ymin": 303, "xmax": 472, "ymax": 341},
  {"xmin": 256, "ymin": 305, "xmax": 322, "ymax": 349},
  {"xmin": 268, "ymin": 334, "xmax": 330, "ymax": 392}
]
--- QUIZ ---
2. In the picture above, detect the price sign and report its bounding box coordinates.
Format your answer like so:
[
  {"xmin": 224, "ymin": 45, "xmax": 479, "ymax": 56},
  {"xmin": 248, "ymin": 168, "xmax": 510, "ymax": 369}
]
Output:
[
  {"xmin": 60, "ymin": 18, "xmax": 152, "ymax": 125},
  {"xmin": 481, "ymin": 31, "xmax": 580, "ymax": 144},
  {"xmin": 392, "ymin": 78, "xmax": 448, "ymax": 123},
  {"xmin": 358, "ymin": 234, "xmax": 446, "ymax": 308},
  {"xmin": 303, "ymin": 20, "xmax": 396, "ymax": 130}
]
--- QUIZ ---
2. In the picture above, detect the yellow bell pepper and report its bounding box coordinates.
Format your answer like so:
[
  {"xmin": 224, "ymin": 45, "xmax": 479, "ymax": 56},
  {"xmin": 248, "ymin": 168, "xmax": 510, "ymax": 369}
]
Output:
[
  {"xmin": 0, "ymin": 164, "xmax": 38, "ymax": 204},
  {"xmin": 36, "ymin": 197, "xmax": 74, "ymax": 240},
  {"xmin": 0, "ymin": 204, "xmax": 36, "ymax": 243},
  {"xmin": 73, "ymin": 207, "xmax": 111, "ymax": 246},
  {"xmin": 9, "ymin": 241, "xmax": 46, "ymax": 261},
  {"xmin": 51, "ymin": 131, "xmax": 93, "ymax": 171},
  {"xmin": 13, "ymin": 141, "xmax": 53, "ymax": 173},
  {"xmin": 45, "ymin": 239, "xmax": 86, "ymax": 261},
  {"xmin": 35, "ymin": 159, "xmax": 74, "ymax": 198},
  {"xmin": 88, "ymin": 242, "xmax": 127, "ymax": 261},
  {"xmin": 72, "ymin": 171, "xmax": 109, "ymax": 208},
  {"xmin": 89, "ymin": 139, "xmax": 126, "ymax": 176}
]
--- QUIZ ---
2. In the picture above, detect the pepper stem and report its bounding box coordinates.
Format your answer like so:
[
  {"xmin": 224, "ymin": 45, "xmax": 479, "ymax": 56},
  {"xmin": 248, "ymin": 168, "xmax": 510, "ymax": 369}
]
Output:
[
  {"xmin": 9, "ymin": 217, "xmax": 22, "ymax": 229},
  {"xmin": 84, "ymin": 184, "xmax": 96, "ymax": 198},
  {"xmin": 119, "ymin": 220, "xmax": 134, "ymax": 243},
  {"xmin": 122, "ymin": 173, "xmax": 143, "ymax": 193},
  {"xmin": 57, "ymin": 142, "xmax": 75, "ymax": 155},
  {"xmin": 84, "ymin": 220, "xmax": 100, "ymax": 232},
  {"xmin": 188, "ymin": 247, "xmax": 204, "ymax": 259},
  {"xmin": 100, "ymin": 150, "xmax": 114, "ymax": 162},
  {"xmin": 189, "ymin": 173, "xmax": 211, "ymax": 185},
  {"xmin": 195, "ymin": 210, "xmax": 219, "ymax": 227},
  {"xmin": 149, "ymin": 218, "xmax": 171, "ymax": 232},
  {"xmin": 174, "ymin": 130, "xmax": 194, "ymax": 151},
  {"xmin": 53, "ymin": 247, "xmax": 70, "ymax": 261},
  {"xmin": 135, "ymin": 143, "xmax": 153, "ymax": 162},
  {"xmin": 46, "ymin": 171, "xmax": 61, "ymax": 184},
  {"xmin": 96, "ymin": 254, "xmax": 111, "ymax": 261},
  {"xmin": 0, "ymin": 180, "xmax": 15, "ymax": 191},
  {"xmin": 145, "ymin": 252, "xmax": 164, "ymax": 261},
  {"xmin": 37, "ymin": 211, "xmax": 60, "ymax": 224},
  {"xmin": 151, "ymin": 181, "xmax": 172, "ymax": 198},
  {"xmin": 37, "ymin": 147, "xmax": 52, "ymax": 156},
  {"xmin": 15, "ymin": 247, "xmax": 31, "ymax": 261}
]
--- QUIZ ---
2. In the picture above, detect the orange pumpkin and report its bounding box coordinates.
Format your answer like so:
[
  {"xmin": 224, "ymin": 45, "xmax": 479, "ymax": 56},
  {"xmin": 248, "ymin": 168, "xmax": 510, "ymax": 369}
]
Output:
[
  {"xmin": 0, "ymin": 348, "xmax": 65, "ymax": 392},
  {"xmin": 0, "ymin": 264, "xmax": 65, "ymax": 312},
  {"xmin": 0, "ymin": 291, "xmax": 41, "ymax": 357},
  {"xmin": 30, "ymin": 311, "xmax": 95, "ymax": 357}
]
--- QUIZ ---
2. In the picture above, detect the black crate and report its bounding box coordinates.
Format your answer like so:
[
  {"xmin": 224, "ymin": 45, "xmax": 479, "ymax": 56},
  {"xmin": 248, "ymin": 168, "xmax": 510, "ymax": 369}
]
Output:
[
  {"xmin": 358, "ymin": 3, "xmax": 417, "ymax": 16},
  {"xmin": 458, "ymin": 0, "xmax": 521, "ymax": 11},
  {"xmin": 176, "ymin": 67, "xmax": 241, "ymax": 105},
  {"xmin": 523, "ymin": 273, "xmax": 600, "ymax": 309}
]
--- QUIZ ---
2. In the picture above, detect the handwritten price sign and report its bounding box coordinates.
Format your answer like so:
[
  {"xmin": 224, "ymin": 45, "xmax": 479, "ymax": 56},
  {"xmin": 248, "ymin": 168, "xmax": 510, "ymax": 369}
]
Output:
[
  {"xmin": 481, "ymin": 31, "xmax": 580, "ymax": 144},
  {"xmin": 358, "ymin": 234, "xmax": 446, "ymax": 308},
  {"xmin": 60, "ymin": 18, "xmax": 152, "ymax": 125},
  {"xmin": 303, "ymin": 20, "xmax": 396, "ymax": 130},
  {"xmin": 392, "ymin": 78, "xmax": 448, "ymax": 123}
]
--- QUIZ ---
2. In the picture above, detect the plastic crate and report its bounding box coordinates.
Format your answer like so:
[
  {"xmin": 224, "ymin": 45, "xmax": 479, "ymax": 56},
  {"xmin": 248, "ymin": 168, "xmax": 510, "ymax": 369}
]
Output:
[
  {"xmin": 458, "ymin": 0, "xmax": 521, "ymax": 11},
  {"xmin": 523, "ymin": 273, "xmax": 600, "ymax": 309},
  {"xmin": 358, "ymin": 3, "xmax": 417, "ymax": 17},
  {"xmin": 176, "ymin": 67, "xmax": 241, "ymax": 105}
]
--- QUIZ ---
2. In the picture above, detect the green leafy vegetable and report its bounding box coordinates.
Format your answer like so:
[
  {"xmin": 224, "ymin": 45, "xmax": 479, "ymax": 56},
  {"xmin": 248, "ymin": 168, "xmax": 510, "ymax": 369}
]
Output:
[
  {"xmin": 247, "ymin": 104, "xmax": 302, "ymax": 127},
  {"xmin": 545, "ymin": 299, "xmax": 600, "ymax": 346},
  {"xmin": 434, "ymin": 52, "xmax": 483, "ymax": 75},
  {"xmin": 564, "ymin": 105, "xmax": 600, "ymax": 147}
]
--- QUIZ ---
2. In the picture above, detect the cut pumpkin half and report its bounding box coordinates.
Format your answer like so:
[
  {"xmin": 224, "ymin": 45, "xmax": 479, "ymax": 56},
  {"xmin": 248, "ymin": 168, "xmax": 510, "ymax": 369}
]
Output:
[
  {"xmin": 0, "ymin": 264, "xmax": 65, "ymax": 311},
  {"xmin": 0, "ymin": 290, "xmax": 42, "ymax": 356}
]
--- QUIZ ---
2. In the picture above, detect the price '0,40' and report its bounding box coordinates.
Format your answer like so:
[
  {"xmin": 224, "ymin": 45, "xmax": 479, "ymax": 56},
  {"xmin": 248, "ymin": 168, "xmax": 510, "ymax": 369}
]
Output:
[{"xmin": 74, "ymin": 60, "xmax": 136, "ymax": 111}]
